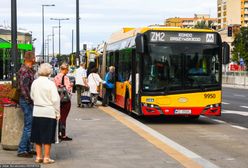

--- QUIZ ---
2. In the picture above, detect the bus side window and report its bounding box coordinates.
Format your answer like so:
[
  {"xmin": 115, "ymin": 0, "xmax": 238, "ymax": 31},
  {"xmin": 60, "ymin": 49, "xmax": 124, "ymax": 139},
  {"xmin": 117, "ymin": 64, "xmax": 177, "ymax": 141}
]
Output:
[
  {"xmin": 106, "ymin": 51, "xmax": 113, "ymax": 72},
  {"xmin": 117, "ymin": 50, "xmax": 124, "ymax": 82}
]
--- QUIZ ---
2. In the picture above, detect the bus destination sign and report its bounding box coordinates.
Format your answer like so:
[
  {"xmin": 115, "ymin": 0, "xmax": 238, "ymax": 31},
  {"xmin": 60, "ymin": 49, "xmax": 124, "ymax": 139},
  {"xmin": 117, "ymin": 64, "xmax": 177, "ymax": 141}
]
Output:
[{"xmin": 149, "ymin": 31, "xmax": 216, "ymax": 44}]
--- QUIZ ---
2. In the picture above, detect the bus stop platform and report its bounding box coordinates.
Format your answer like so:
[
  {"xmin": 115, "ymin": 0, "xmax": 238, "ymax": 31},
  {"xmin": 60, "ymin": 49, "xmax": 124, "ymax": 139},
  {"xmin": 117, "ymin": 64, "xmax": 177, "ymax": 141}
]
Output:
[{"xmin": 0, "ymin": 95, "xmax": 207, "ymax": 168}]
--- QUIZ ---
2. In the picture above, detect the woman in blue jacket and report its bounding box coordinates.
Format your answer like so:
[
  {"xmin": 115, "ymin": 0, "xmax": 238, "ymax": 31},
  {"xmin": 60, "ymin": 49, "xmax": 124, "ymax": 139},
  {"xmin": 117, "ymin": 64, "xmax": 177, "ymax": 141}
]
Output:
[{"xmin": 102, "ymin": 66, "xmax": 115, "ymax": 106}]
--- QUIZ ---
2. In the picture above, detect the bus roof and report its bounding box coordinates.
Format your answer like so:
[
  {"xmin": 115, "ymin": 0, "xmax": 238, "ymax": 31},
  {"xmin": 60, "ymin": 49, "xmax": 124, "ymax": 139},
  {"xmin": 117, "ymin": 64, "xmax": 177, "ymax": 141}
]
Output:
[{"xmin": 107, "ymin": 26, "xmax": 216, "ymax": 44}]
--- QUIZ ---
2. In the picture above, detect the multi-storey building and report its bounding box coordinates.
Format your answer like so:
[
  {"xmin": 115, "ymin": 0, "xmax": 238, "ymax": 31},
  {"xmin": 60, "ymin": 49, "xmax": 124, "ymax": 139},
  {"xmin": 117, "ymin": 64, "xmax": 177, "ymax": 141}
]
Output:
[
  {"xmin": 217, "ymin": 0, "xmax": 248, "ymax": 29},
  {"xmin": 0, "ymin": 26, "xmax": 32, "ymax": 44},
  {"xmin": 241, "ymin": 0, "xmax": 248, "ymax": 26},
  {"xmin": 0, "ymin": 26, "xmax": 33, "ymax": 80},
  {"xmin": 165, "ymin": 14, "xmax": 217, "ymax": 28}
]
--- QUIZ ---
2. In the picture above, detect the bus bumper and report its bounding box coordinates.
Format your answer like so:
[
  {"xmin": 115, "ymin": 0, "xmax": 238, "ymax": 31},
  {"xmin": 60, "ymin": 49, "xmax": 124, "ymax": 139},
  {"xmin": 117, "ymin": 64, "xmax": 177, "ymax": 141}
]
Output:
[{"xmin": 141, "ymin": 104, "xmax": 221, "ymax": 116}]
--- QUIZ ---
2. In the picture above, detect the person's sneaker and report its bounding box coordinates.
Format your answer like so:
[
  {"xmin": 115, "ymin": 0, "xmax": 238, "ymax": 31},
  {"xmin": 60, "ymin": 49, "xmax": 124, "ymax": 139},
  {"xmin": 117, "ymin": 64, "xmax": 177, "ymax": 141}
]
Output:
[
  {"xmin": 60, "ymin": 136, "xmax": 72, "ymax": 141},
  {"xmin": 28, "ymin": 150, "xmax": 37, "ymax": 155},
  {"xmin": 17, "ymin": 152, "xmax": 33, "ymax": 158}
]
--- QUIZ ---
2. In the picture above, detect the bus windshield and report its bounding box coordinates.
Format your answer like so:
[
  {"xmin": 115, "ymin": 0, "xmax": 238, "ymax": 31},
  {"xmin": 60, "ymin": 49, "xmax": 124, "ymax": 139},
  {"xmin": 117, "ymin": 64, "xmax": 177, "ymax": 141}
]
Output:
[{"xmin": 142, "ymin": 43, "xmax": 220, "ymax": 92}]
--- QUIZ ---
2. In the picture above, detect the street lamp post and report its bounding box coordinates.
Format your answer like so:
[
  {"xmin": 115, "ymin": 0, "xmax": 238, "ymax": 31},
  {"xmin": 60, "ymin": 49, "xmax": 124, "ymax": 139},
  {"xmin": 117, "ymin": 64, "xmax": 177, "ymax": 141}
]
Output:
[
  {"xmin": 42, "ymin": 4, "xmax": 55, "ymax": 63},
  {"xmin": 72, "ymin": 29, "xmax": 74, "ymax": 54},
  {"xmin": 11, "ymin": 0, "xmax": 18, "ymax": 82},
  {"xmin": 76, "ymin": 0, "xmax": 80, "ymax": 66},
  {"xmin": 50, "ymin": 18, "xmax": 69, "ymax": 56},
  {"xmin": 47, "ymin": 35, "xmax": 53, "ymax": 62},
  {"xmin": 45, "ymin": 40, "xmax": 48, "ymax": 62},
  {"xmin": 52, "ymin": 26, "xmax": 59, "ymax": 58}
]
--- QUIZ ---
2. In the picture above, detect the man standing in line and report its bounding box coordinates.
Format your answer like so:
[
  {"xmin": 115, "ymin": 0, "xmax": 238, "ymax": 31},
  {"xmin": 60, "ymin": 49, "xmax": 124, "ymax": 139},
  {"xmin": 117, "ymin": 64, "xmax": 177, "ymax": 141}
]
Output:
[
  {"xmin": 17, "ymin": 51, "xmax": 36, "ymax": 157},
  {"xmin": 74, "ymin": 62, "xmax": 87, "ymax": 107}
]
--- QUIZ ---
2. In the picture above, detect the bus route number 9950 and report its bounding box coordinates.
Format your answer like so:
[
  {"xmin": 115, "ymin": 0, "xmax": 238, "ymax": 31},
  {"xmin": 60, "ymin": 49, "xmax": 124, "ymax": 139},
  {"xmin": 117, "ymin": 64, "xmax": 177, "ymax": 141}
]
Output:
[
  {"xmin": 204, "ymin": 93, "xmax": 216, "ymax": 99},
  {"xmin": 150, "ymin": 32, "xmax": 166, "ymax": 42}
]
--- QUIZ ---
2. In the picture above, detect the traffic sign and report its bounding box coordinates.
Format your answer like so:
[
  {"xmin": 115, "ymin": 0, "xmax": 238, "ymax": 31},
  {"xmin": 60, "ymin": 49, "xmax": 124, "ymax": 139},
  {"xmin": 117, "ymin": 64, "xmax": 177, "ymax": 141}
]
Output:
[{"xmin": 240, "ymin": 58, "xmax": 244, "ymax": 66}]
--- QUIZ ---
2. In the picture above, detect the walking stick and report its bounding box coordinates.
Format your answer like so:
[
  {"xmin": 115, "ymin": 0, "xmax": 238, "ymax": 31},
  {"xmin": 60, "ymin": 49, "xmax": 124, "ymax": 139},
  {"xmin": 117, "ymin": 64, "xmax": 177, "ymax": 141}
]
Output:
[{"xmin": 55, "ymin": 119, "xmax": 60, "ymax": 144}]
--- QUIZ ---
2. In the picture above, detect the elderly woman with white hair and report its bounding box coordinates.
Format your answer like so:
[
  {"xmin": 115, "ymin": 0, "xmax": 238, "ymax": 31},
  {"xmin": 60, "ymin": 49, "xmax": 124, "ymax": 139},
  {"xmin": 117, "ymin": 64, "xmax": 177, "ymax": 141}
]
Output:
[
  {"xmin": 30, "ymin": 63, "xmax": 60, "ymax": 164},
  {"xmin": 102, "ymin": 66, "xmax": 115, "ymax": 106}
]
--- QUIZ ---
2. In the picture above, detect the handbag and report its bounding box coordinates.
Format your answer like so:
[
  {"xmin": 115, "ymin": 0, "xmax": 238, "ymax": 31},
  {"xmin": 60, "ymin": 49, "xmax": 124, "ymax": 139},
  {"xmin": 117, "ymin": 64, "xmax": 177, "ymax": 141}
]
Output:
[
  {"xmin": 58, "ymin": 75, "xmax": 70, "ymax": 103},
  {"xmin": 7, "ymin": 87, "xmax": 20, "ymax": 104},
  {"xmin": 7, "ymin": 74, "xmax": 20, "ymax": 103}
]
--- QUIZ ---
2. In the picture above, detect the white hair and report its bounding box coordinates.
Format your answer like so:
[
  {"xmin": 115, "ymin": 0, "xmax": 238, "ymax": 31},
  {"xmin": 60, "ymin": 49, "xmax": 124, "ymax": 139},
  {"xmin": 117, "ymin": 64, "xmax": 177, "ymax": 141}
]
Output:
[
  {"xmin": 109, "ymin": 66, "xmax": 115, "ymax": 71},
  {"xmin": 38, "ymin": 63, "xmax": 52, "ymax": 76}
]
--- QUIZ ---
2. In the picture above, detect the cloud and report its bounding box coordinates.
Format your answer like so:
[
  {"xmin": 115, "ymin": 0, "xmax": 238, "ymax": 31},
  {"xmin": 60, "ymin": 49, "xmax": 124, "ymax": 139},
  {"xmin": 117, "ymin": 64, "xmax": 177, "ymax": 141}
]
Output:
[{"xmin": 0, "ymin": 0, "xmax": 217, "ymax": 55}]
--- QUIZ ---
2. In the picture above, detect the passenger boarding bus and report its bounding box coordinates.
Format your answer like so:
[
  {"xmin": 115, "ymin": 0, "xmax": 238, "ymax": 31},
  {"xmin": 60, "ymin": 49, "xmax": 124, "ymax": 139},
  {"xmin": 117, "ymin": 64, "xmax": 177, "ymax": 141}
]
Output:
[{"xmin": 100, "ymin": 26, "xmax": 230, "ymax": 118}]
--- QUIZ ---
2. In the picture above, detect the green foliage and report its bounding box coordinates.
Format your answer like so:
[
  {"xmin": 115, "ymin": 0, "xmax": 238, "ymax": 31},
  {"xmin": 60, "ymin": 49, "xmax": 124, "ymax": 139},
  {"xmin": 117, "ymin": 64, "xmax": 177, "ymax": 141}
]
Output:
[
  {"xmin": 231, "ymin": 27, "xmax": 248, "ymax": 66},
  {"xmin": 194, "ymin": 20, "xmax": 213, "ymax": 29},
  {"xmin": 56, "ymin": 54, "xmax": 69, "ymax": 66}
]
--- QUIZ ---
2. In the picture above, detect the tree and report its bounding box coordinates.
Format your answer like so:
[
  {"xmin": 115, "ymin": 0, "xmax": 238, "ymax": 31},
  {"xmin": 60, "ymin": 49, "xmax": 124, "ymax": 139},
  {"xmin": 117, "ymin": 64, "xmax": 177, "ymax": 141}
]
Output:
[
  {"xmin": 231, "ymin": 27, "xmax": 248, "ymax": 66},
  {"xmin": 194, "ymin": 20, "xmax": 213, "ymax": 29},
  {"xmin": 56, "ymin": 54, "xmax": 69, "ymax": 66},
  {"xmin": 195, "ymin": 21, "xmax": 207, "ymax": 29}
]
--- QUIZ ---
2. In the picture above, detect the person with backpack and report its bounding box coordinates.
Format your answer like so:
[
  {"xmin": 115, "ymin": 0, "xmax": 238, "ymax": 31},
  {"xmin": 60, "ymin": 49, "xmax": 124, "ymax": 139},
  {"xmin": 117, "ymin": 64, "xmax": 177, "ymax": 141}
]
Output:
[{"xmin": 54, "ymin": 63, "xmax": 73, "ymax": 141}]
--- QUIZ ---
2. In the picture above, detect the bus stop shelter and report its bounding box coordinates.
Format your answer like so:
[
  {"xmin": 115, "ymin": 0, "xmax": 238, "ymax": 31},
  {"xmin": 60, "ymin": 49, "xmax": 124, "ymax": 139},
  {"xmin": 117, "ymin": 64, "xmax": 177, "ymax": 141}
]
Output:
[{"xmin": 0, "ymin": 38, "xmax": 33, "ymax": 80}]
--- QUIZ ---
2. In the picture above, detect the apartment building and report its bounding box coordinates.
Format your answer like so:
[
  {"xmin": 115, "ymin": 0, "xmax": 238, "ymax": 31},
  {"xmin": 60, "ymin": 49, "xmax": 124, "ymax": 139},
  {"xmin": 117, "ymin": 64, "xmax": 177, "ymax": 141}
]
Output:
[
  {"xmin": 0, "ymin": 26, "xmax": 32, "ymax": 44},
  {"xmin": 165, "ymin": 14, "xmax": 217, "ymax": 28},
  {"xmin": 241, "ymin": 0, "xmax": 248, "ymax": 26},
  {"xmin": 217, "ymin": 0, "xmax": 248, "ymax": 29}
]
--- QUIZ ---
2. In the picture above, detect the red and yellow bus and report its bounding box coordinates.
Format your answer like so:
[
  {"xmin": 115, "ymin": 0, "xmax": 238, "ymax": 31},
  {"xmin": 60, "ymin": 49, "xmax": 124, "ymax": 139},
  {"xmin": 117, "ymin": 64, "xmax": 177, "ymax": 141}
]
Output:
[
  {"xmin": 100, "ymin": 26, "xmax": 230, "ymax": 118},
  {"xmin": 83, "ymin": 49, "xmax": 100, "ymax": 70}
]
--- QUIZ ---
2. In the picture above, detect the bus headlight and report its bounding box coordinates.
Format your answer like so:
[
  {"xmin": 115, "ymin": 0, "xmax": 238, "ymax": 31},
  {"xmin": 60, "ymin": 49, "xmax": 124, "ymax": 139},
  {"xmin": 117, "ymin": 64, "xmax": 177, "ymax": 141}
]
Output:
[
  {"xmin": 142, "ymin": 103, "xmax": 159, "ymax": 108},
  {"xmin": 206, "ymin": 103, "xmax": 221, "ymax": 108}
]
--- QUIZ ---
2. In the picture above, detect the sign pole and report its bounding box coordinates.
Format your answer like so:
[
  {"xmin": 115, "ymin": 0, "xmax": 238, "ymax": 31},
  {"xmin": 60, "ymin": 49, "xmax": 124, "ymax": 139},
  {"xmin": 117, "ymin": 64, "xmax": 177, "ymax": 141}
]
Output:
[{"xmin": 11, "ymin": 0, "xmax": 18, "ymax": 85}]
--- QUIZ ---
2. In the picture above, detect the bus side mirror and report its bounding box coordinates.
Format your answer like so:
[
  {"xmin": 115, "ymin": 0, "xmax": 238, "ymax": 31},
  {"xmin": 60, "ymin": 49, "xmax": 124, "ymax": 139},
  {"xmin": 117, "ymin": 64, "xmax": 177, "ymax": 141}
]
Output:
[
  {"xmin": 222, "ymin": 42, "xmax": 230, "ymax": 65},
  {"xmin": 135, "ymin": 34, "xmax": 145, "ymax": 54}
]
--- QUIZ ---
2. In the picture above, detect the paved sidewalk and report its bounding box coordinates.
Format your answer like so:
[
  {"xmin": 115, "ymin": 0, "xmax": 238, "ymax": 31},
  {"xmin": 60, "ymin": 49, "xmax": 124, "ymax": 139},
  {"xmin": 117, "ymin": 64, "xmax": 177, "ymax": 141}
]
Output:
[{"xmin": 0, "ymin": 95, "xmax": 183, "ymax": 168}]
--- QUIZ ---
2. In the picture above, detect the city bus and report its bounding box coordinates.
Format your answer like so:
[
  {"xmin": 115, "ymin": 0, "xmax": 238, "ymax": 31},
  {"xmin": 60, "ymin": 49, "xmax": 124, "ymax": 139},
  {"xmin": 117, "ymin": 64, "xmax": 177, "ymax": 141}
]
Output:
[
  {"xmin": 83, "ymin": 49, "xmax": 100, "ymax": 73},
  {"xmin": 100, "ymin": 26, "xmax": 230, "ymax": 118}
]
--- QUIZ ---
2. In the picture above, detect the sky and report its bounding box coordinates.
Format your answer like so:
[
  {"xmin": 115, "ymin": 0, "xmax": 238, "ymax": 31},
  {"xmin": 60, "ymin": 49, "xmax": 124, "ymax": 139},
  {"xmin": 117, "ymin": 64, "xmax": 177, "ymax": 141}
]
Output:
[{"xmin": 0, "ymin": 0, "xmax": 217, "ymax": 55}]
